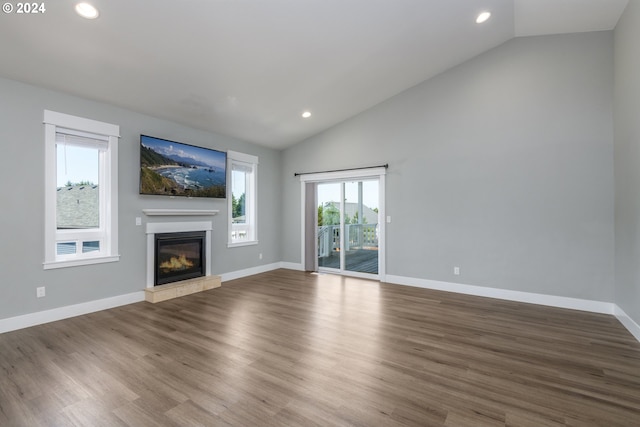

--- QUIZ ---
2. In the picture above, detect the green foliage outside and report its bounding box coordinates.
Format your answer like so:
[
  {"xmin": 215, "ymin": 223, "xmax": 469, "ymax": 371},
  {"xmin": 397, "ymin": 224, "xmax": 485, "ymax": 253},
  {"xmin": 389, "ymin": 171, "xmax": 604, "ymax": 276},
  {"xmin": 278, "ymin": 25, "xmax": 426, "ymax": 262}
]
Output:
[
  {"xmin": 318, "ymin": 202, "xmax": 339, "ymax": 226},
  {"xmin": 232, "ymin": 193, "xmax": 246, "ymax": 219},
  {"xmin": 318, "ymin": 202, "xmax": 369, "ymax": 226}
]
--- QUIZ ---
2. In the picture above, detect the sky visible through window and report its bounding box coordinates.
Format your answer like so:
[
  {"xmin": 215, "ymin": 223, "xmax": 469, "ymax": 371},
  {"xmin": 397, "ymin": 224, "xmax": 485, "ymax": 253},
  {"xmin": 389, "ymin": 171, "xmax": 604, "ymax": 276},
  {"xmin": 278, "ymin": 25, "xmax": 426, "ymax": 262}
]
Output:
[
  {"xmin": 56, "ymin": 145, "xmax": 98, "ymax": 187},
  {"xmin": 232, "ymin": 170, "xmax": 245, "ymax": 199},
  {"xmin": 318, "ymin": 180, "xmax": 379, "ymax": 210}
]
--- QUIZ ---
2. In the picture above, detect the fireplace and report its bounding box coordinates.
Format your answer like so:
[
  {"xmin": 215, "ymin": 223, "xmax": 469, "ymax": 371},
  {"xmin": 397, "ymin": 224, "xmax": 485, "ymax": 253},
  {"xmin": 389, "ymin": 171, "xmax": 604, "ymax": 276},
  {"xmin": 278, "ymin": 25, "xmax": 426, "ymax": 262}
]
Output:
[
  {"xmin": 144, "ymin": 216, "xmax": 220, "ymax": 302},
  {"xmin": 146, "ymin": 221, "xmax": 212, "ymax": 289},
  {"xmin": 154, "ymin": 231, "xmax": 206, "ymax": 286}
]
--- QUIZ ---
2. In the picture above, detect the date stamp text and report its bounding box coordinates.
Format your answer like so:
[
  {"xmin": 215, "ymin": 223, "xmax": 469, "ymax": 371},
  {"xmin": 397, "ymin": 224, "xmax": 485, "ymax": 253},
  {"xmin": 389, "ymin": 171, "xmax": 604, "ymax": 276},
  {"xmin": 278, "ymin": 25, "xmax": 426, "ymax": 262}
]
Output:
[{"xmin": 3, "ymin": 2, "xmax": 46, "ymax": 14}]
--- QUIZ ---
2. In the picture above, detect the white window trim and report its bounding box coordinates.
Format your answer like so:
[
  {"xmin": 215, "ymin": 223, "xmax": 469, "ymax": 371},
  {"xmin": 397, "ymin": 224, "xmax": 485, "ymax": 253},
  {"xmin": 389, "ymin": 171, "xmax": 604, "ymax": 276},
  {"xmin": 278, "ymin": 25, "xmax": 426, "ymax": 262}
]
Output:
[
  {"xmin": 227, "ymin": 150, "xmax": 259, "ymax": 247},
  {"xmin": 43, "ymin": 110, "xmax": 120, "ymax": 269}
]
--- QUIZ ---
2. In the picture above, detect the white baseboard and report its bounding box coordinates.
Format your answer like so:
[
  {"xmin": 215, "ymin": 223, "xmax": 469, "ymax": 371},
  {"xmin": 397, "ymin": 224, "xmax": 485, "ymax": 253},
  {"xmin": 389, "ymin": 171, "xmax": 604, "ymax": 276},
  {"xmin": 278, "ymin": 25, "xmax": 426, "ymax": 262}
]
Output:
[
  {"xmin": 220, "ymin": 262, "xmax": 283, "ymax": 282},
  {"xmin": 219, "ymin": 262, "xmax": 305, "ymax": 282},
  {"xmin": 279, "ymin": 262, "xmax": 304, "ymax": 271},
  {"xmin": 385, "ymin": 274, "xmax": 615, "ymax": 314},
  {"xmin": 614, "ymin": 305, "xmax": 640, "ymax": 342},
  {"xmin": 0, "ymin": 291, "xmax": 145, "ymax": 334}
]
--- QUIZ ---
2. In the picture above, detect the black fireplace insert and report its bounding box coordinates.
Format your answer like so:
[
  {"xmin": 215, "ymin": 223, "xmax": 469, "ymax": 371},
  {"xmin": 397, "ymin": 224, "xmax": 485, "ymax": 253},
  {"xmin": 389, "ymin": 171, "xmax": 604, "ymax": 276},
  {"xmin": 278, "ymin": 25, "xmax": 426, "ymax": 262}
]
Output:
[{"xmin": 155, "ymin": 231, "xmax": 206, "ymax": 286}]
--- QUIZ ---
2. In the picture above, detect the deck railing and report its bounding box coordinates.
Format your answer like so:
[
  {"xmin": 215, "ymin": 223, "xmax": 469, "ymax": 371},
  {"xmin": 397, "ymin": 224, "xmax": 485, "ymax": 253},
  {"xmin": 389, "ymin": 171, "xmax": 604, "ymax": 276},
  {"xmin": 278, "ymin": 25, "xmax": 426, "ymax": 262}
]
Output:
[
  {"xmin": 231, "ymin": 222, "xmax": 249, "ymax": 241},
  {"xmin": 318, "ymin": 223, "xmax": 378, "ymax": 257}
]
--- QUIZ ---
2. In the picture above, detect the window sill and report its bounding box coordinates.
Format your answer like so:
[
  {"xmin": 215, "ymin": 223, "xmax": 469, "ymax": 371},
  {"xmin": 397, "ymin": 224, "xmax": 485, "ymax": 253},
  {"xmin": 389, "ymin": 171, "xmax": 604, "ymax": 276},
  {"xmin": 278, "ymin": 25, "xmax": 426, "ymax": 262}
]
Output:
[
  {"xmin": 43, "ymin": 255, "xmax": 120, "ymax": 270},
  {"xmin": 227, "ymin": 240, "xmax": 259, "ymax": 248}
]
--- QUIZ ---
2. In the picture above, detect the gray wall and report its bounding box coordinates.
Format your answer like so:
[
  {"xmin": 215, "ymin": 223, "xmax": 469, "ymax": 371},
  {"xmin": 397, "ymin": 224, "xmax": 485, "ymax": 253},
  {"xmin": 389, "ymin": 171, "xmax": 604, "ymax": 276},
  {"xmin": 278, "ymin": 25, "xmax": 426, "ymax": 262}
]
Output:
[
  {"xmin": 282, "ymin": 32, "xmax": 615, "ymax": 301},
  {"xmin": 614, "ymin": 3, "xmax": 640, "ymax": 324},
  {"xmin": 0, "ymin": 77, "xmax": 281, "ymax": 320}
]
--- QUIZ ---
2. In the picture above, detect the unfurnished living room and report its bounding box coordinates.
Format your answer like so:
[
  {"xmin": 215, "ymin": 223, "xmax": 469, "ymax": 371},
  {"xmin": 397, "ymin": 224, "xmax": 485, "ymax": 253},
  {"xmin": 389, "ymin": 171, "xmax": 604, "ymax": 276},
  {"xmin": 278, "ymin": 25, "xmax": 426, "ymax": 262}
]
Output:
[{"xmin": 1, "ymin": 1, "xmax": 640, "ymax": 426}]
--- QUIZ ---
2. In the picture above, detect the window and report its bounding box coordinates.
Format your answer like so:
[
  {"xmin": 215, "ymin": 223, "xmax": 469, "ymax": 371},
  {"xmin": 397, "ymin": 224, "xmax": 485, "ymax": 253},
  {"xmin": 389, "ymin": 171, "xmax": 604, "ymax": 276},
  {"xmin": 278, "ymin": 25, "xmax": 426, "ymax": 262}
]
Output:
[
  {"xmin": 227, "ymin": 150, "xmax": 258, "ymax": 246},
  {"xmin": 43, "ymin": 110, "xmax": 120, "ymax": 269}
]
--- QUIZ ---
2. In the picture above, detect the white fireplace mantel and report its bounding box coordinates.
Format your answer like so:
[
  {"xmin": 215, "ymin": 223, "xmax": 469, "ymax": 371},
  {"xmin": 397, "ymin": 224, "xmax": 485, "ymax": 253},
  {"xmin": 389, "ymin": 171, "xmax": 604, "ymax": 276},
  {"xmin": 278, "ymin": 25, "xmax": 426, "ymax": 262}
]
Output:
[
  {"xmin": 143, "ymin": 209, "xmax": 219, "ymax": 216},
  {"xmin": 146, "ymin": 221, "xmax": 212, "ymax": 235}
]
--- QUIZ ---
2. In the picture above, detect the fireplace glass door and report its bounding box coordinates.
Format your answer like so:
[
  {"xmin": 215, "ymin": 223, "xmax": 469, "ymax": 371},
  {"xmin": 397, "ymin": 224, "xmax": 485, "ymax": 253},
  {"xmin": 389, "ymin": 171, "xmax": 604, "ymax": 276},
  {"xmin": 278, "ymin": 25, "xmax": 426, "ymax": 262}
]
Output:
[{"xmin": 155, "ymin": 231, "xmax": 206, "ymax": 285}]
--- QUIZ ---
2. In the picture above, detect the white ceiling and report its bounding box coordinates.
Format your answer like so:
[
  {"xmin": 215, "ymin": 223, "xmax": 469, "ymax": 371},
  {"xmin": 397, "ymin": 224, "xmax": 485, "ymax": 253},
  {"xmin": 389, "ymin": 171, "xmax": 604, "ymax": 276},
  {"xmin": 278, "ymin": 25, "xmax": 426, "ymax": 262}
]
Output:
[{"xmin": 0, "ymin": 0, "xmax": 628, "ymax": 149}]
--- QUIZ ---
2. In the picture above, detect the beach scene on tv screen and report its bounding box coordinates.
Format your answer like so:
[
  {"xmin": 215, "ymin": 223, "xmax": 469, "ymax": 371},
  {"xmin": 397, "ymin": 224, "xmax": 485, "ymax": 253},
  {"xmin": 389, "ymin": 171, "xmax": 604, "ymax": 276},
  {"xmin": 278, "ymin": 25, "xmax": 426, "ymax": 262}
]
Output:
[{"xmin": 140, "ymin": 135, "xmax": 226, "ymax": 198}]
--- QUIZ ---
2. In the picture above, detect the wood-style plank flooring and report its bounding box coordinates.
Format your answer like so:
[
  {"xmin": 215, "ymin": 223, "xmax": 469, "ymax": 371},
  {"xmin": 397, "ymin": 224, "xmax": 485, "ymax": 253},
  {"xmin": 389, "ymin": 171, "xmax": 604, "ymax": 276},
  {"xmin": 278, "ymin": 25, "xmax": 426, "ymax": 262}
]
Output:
[{"xmin": 1, "ymin": 269, "xmax": 639, "ymax": 426}]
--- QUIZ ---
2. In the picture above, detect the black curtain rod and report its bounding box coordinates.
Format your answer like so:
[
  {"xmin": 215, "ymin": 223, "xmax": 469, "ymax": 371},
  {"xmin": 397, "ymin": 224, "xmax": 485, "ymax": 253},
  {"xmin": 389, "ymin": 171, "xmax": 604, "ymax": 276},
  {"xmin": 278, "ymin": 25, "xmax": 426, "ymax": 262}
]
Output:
[{"xmin": 294, "ymin": 163, "xmax": 388, "ymax": 177}]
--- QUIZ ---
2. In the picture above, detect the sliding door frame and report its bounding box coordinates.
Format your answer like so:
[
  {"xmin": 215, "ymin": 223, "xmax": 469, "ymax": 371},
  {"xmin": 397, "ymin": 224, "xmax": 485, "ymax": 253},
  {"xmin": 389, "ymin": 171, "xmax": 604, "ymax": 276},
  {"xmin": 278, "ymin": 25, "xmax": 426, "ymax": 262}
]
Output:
[{"xmin": 299, "ymin": 167, "xmax": 386, "ymax": 281}]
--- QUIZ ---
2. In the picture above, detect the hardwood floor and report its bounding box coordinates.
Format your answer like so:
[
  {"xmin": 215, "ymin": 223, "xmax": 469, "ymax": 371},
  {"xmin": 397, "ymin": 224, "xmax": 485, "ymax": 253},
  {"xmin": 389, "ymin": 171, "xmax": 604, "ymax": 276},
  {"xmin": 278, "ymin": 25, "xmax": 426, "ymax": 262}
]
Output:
[{"xmin": 1, "ymin": 269, "xmax": 639, "ymax": 426}]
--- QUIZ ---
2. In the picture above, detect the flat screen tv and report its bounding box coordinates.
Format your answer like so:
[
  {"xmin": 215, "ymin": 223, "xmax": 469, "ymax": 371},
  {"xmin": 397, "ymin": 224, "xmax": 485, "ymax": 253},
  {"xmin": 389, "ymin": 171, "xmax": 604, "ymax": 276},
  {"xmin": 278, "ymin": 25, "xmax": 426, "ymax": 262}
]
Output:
[{"xmin": 139, "ymin": 135, "xmax": 227, "ymax": 198}]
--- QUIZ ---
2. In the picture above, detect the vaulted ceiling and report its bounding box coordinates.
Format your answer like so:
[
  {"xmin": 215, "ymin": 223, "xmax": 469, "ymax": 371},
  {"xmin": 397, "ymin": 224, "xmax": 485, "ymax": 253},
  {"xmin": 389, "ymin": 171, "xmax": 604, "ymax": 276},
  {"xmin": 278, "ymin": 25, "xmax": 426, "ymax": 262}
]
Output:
[{"xmin": 0, "ymin": 0, "xmax": 628, "ymax": 149}]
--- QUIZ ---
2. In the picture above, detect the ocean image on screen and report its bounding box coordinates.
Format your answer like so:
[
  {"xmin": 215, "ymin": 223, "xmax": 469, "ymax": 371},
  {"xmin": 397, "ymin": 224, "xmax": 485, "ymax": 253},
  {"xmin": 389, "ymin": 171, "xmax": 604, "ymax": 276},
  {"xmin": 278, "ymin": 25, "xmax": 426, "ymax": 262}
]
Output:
[{"xmin": 139, "ymin": 135, "xmax": 226, "ymax": 198}]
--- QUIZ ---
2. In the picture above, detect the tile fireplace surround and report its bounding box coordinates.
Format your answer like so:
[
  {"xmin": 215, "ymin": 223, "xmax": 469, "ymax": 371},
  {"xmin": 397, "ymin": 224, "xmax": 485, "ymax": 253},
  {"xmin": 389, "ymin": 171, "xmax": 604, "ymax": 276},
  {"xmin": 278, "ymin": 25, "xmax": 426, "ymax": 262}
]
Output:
[{"xmin": 144, "ymin": 210, "xmax": 221, "ymax": 303}]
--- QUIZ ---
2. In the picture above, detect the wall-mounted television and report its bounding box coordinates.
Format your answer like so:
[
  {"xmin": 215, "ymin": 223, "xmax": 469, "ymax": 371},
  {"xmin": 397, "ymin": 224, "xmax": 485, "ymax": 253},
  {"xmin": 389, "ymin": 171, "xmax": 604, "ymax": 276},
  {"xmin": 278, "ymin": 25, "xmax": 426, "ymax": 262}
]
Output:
[{"xmin": 139, "ymin": 135, "xmax": 226, "ymax": 198}]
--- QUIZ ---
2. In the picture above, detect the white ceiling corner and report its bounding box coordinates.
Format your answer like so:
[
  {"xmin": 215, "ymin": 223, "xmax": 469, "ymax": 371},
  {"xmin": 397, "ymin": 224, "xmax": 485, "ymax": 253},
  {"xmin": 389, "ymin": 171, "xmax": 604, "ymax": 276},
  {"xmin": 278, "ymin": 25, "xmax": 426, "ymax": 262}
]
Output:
[{"xmin": 514, "ymin": 0, "xmax": 628, "ymax": 37}]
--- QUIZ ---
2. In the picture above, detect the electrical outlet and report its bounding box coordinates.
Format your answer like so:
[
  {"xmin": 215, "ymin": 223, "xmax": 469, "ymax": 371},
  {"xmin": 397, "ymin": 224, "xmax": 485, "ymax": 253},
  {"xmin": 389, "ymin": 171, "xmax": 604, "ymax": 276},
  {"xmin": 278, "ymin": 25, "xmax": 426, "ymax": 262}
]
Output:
[
  {"xmin": 259, "ymin": 253, "xmax": 263, "ymax": 260},
  {"xmin": 135, "ymin": 217, "xmax": 142, "ymax": 226},
  {"xmin": 36, "ymin": 286, "xmax": 46, "ymax": 298},
  {"xmin": 453, "ymin": 266, "xmax": 460, "ymax": 276}
]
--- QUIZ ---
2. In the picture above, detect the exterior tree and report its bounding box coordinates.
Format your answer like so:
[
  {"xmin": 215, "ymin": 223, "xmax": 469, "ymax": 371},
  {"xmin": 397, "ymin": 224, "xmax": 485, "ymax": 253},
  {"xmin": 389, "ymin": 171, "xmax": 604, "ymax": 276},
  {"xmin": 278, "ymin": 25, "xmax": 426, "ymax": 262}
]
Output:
[
  {"xmin": 353, "ymin": 211, "xmax": 367, "ymax": 224},
  {"xmin": 320, "ymin": 202, "xmax": 340, "ymax": 225},
  {"xmin": 238, "ymin": 193, "xmax": 246, "ymax": 217},
  {"xmin": 232, "ymin": 193, "xmax": 246, "ymax": 219}
]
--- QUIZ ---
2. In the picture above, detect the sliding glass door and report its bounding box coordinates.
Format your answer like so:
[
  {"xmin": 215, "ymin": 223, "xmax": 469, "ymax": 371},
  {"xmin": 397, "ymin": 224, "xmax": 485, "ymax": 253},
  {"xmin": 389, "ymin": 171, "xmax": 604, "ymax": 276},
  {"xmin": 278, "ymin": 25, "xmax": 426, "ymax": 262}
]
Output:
[
  {"xmin": 317, "ymin": 182, "xmax": 342, "ymax": 270},
  {"xmin": 344, "ymin": 180, "xmax": 379, "ymax": 274},
  {"xmin": 317, "ymin": 179, "xmax": 379, "ymax": 275}
]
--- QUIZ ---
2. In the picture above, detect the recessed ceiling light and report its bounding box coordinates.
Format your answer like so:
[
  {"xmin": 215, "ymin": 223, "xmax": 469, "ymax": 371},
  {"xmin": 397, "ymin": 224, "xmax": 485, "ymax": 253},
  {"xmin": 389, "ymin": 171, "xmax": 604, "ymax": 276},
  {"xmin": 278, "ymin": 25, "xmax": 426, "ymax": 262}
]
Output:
[
  {"xmin": 75, "ymin": 2, "xmax": 99, "ymax": 19},
  {"xmin": 476, "ymin": 11, "xmax": 491, "ymax": 24},
  {"xmin": 302, "ymin": 111, "xmax": 311, "ymax": 118}
]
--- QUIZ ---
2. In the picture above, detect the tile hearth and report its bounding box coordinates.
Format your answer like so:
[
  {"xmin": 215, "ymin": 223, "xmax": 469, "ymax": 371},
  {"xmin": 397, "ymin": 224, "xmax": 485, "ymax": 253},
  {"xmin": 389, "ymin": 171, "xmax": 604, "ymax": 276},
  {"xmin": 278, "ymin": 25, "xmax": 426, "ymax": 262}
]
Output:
[{"xmin": 144, "ymin": 275, "xmax": 221, "ymax": 303}]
